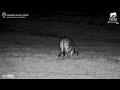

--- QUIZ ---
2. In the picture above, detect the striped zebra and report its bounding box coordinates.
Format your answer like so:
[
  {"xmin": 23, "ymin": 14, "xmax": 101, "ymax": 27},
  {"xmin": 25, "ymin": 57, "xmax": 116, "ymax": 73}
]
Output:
[{"xmin": 58, "ymin": 38, "xmax": 79, "ymax": 57}]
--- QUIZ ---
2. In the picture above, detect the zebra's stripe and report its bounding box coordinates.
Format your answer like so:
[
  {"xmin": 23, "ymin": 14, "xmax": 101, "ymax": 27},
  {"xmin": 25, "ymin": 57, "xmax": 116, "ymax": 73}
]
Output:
[{"xmin": 58, "ymin": 38, "xmax": 79, "ymax": 57}]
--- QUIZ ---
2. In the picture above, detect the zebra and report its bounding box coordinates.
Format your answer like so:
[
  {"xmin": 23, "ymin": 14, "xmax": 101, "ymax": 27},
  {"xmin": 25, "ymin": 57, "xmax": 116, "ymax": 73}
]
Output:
[{"xmin": 58, "ymin": 38, "xmax": 79, "ymax": 57}]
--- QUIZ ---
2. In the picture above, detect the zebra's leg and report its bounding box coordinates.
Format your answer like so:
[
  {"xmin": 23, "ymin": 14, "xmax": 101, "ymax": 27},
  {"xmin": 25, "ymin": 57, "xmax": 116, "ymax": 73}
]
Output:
[
  {"xmin": 65, "ymin": 52, "xmax": 69, "ymax": 57},
  {"xmin": 63, "ymin": 50, "xmax": 66, "ymax": 57},
  {"xmin": 74, "ymin": 46, "xmax": 79, "ymax": 56},
  {"xmin": 70, "ymin": 50, "xmax": 74, "ymax": 57},
  {"xmin": 58, "ymin": 52, "xmax": 62, "ymax": 57},
  {"xmin": 70, "ymin": 47, "xmax": 75, "ymax": 56}
]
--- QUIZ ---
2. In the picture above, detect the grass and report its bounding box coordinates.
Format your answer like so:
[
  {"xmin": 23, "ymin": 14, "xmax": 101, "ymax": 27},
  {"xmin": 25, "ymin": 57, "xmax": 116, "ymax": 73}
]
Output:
[
  {"xmin": 0, "ymin": 33, "xmax": 120, "ymax": 79},
  {"xmin": 0, "ymin": 20, "xmax": 120, "ymax": 79}
]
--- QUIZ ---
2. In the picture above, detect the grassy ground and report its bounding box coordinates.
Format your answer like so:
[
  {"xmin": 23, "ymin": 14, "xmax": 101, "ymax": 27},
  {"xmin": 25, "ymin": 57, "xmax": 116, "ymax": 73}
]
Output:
[
  {"xmin": 1, "ymin": 19, "xmax": 120, "ymax": 79},
  {"xmin": 0, "ymin": 30, "xmax": 120, "ymax": 79}
]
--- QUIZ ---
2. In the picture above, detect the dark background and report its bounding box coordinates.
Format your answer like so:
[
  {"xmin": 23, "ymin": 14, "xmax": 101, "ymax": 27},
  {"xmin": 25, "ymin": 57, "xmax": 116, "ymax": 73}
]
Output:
[
  {"xmin": 0, "ymin": 8, "xmax": 120, "ymax": 42},
  {"xmin": 1, "ymin": 8, "xmax": 120, "ymax": 79}
]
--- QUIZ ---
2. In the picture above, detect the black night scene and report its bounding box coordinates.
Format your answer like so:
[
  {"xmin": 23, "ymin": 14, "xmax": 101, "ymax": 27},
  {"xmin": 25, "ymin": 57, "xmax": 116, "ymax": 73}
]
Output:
[{"xmin": 0, "ymin": 8, "xmax": 120, "ymax": 79}]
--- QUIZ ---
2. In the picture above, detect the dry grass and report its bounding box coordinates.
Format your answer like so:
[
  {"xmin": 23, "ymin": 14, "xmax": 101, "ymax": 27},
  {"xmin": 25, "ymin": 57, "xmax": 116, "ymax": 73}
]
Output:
[
  {"xmin": 0, "ymin": 32, "xmax": 120, "ymax": 79},
  {"xmin": 1, "ymin": 43, "xmax": 120, "ymax": 79}
]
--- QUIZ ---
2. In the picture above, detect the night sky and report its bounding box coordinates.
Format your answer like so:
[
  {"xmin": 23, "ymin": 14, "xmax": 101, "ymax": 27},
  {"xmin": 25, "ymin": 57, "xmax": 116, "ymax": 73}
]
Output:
[{"xmin": 0, "ymin": 8, "xmax": 120, "ymax": 38}]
